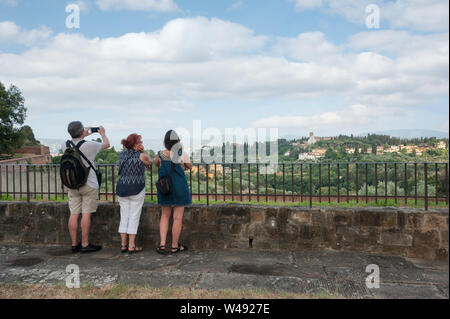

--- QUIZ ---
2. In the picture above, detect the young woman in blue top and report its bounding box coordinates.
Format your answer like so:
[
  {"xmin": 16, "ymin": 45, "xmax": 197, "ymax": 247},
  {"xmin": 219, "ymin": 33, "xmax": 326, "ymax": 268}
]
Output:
[
  {"xmin": 116, "ymin": 134, "xmax": 152, "ymax": 254},
  {"xmin": 154, "ymin": 130, "xmax": 192, "ymax": 254}
]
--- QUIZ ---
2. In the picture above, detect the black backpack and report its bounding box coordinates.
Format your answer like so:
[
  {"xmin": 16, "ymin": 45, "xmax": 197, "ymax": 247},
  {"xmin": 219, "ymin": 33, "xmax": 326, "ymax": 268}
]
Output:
[
  {"xmin": 155, "ymin": 157, "xmax": 174, "ymax": 196},
  {"xmin": 60, "ymin": 140, "xmax": 101, "ymax": 189}
]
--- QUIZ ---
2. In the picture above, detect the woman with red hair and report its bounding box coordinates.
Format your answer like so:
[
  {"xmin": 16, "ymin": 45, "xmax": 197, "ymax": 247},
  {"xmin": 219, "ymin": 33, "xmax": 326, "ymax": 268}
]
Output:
[{"xmin": 116, "ymin": 133, "xmax": 152, "ymax": 254}]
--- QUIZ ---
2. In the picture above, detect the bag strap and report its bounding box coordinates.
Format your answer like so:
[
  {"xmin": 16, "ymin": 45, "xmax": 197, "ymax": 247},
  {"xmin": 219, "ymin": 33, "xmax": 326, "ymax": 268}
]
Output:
[
  {"xmin": 159, "ymin": 151, "xmax": 175, "ymax": 175},
  {"xmin": 76, "ymin": 140, "xmax": 86, "ymax": 148},
  {"xmin": 68, "ymin": 140, "xmax": 98, "ymax": 174},
  {"xmin": 170, "ymin": 160, "xmax": 175, "ymax": 175}
]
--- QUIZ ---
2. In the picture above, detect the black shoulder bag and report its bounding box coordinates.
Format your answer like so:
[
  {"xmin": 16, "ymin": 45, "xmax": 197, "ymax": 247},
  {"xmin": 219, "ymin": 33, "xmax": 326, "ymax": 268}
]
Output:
[
  {"xmin": 155, "ymin": 154, "xmax": 174, "ymax": 195},
  {"xmin": 71, "ymin": 140, "xmax": 102, "ymax": 188}
]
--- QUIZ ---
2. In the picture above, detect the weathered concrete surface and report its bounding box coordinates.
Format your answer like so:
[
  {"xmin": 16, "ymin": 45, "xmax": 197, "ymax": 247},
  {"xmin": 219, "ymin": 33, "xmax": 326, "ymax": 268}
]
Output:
[
  {"xmin": 0, "ymin": 244, "xmax": 448, "ymax": 299},
  {"xmin": 0, "ymin": 202, "xmax": 448, "ymax": 260}
]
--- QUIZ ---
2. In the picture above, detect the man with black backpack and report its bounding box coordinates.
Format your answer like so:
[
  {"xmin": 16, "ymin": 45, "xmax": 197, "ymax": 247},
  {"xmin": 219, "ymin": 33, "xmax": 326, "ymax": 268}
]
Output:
[{"xmin": 62, "ymin": 121, "xmax": 110, "ymax": 253}]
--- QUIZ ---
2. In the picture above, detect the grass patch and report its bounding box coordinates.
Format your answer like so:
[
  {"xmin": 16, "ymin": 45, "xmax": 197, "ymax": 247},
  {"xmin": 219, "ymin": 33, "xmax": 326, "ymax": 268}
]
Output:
[
  {"xmin": 1, "ymin": 194, "xmax": 446, "ymax": 209},
  {"xmin": 0, "ymin": 283, "xmax": 346, "ymax": 299},
  {"xmin": 313, "ymin": 289, "xmax": 336, "ymax": 299},
  {"xmin": 191, "ymin": 198, "xmax": 447, "ymax": 209}
]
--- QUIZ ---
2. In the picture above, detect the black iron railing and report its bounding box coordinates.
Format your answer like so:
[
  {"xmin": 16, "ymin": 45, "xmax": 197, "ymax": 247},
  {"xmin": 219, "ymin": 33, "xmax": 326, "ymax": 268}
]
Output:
[{"xmin": 0, "ymin": 162, "xmax": 448, "ymax": 210}]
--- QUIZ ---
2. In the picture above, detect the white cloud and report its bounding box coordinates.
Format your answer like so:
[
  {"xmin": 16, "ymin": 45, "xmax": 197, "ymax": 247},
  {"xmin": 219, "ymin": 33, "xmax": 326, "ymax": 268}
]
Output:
[
  {"xmin": 251, "ymin": 104, "xmax": 397, "ymax": 129},
  {"xmin": 33, "ymin": 17, "xmax": 267, "ymax": 63},
  {"xmin": 70, "ymin": 0, "xmax": 90, "ymax": 12},
  {"xmin": 95, "ymin": 0, "xmax": 178, "ymax": 12},
  {"xmin": 229, "ymin": 0, "xmax": 243, "ymax": 10},
  {"xmin": 0, "ymin": 0, "xmax": 18, "ymax": 7},
  {"xmin": 0, "ymin": 18, "xmax": 447, "ymax": 134},
  {"xmin": 290, "ymin": 0, "xmax": 449, "ymax": 32},
  {"xmin": 0, "ymin": 21, "xmax": 52, "ymax": 46},
  {"xmin": 290, "ymin": 0, "xmax": 323, "ymax": 10},
  {"xmin": 383, "ymin": 0, "xmax": 449, "ymax": 32},
  {"xmin": 274, "ymin": 31, "xmax": 342, "ymax": 63},
  {"xmin": 348, "ymin": 30, "xmax": 448, "ymax": 55}
]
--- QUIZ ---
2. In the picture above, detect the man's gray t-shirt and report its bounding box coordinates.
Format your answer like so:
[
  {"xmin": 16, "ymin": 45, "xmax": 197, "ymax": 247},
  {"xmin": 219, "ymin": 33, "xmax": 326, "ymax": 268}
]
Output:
[{"xmin": 63, "ymin": 139, "xmax": 103, "ymax": 189}]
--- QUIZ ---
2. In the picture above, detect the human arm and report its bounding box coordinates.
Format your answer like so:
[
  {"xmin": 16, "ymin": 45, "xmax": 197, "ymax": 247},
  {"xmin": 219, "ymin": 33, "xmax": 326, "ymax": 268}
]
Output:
[
  {"xmin": 153, "ymin": 153, "xmax": 161, "ymax": 168},
  {"xmin": 98, "ymin": 126, "xmax": 110, "ymax": 150},
  {"xmin": 134, "ymin": 143, "xmax": 152, "ymax": 169},
  {"xmin": 180, "ymin": 150, "xmax": 192, "ymax": 170},
  {"xmin": 140, "ymin": 152, "xmax": 152, "ymax": 170}
]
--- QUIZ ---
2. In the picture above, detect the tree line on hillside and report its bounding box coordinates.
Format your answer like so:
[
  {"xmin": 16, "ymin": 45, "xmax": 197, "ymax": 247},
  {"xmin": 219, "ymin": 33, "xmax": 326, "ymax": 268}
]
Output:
[{"xmin": 0, "ymin": 82, "xmax": 40, "ymax": 157}]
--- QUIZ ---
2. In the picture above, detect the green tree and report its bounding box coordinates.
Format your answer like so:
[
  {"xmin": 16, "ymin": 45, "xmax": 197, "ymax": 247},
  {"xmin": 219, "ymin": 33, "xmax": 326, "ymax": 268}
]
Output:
[
  {"xmin": 96, "ymin": 147, "xmax": 119, "ymax": 164},
  {"xmin": 371, "ymin": 144, "xmax": 377, "ymax": 154},
  {"xmin": 17, "ymin": 125, "xmax": 40, "ymax": 147},
  {"xmin": 52, "ymin": 155, "xmax": 62, "ymax": 164},
  {"xmin": 146, "ymin": 149, "xmax": 156, "ymax": 159},
  {"xmin": 0, "ymin": 82, "xmax": 27, "ymax": 154},
  {"xmin": 324, "ymin": 148, "xmax": 338, "ymax": 160}
]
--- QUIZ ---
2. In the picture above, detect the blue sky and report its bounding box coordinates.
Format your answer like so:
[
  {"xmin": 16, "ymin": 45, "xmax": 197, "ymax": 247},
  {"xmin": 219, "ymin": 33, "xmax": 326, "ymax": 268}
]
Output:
[{"xmin": 0, "ymin": 0, "xmax": 448, "ymax": 150}]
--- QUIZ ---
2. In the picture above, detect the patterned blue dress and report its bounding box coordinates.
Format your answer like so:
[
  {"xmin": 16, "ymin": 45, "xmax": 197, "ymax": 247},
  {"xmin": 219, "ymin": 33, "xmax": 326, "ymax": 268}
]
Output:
[
  {"xmin": 116, "ymin": 149, "xmax": 146, "ymax": 197},
  {"xmin": 157, "ymin": 150, "xmax": 192, "ymax": 207}
]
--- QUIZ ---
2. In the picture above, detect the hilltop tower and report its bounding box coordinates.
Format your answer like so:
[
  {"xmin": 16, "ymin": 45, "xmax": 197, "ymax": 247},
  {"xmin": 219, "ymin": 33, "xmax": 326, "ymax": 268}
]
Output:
[{"xmin": 307, "ymin": 132, "xmax": 316, "ymax": 145}]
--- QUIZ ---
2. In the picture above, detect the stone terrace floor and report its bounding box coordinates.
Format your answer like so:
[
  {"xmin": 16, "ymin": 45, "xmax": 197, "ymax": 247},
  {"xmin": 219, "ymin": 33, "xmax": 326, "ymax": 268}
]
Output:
[{"xmin": 0, "ymin": 244, "xmax": 448, "ymax": 299}]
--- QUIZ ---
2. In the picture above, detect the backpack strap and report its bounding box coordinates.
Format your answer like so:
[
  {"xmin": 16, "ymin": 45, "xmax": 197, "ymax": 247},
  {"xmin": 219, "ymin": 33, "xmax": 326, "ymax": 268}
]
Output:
[{"xmin": 76, "ymin": 140, "xmax": 86, "ymax": 148}]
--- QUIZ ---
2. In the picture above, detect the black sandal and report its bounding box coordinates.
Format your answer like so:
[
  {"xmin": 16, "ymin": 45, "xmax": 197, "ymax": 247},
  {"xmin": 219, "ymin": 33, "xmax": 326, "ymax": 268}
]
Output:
[
  {"xmin": 121, "ymin": 245, "xmax": 128, "ymax": 253},
  {"xmin": 156, "ymin": 245, "xmax": 168, "ymax": 255},
  {"xmin": 128, "ymin": 246, "xmax": 143, "ymax": 254},
  {"xmin": 171, "ymin": 243, "xmax": 188, "ymax": 254}
]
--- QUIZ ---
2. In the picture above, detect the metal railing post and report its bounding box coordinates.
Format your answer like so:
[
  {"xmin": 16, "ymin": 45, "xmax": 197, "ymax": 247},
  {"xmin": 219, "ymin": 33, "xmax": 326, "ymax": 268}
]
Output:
[
  {"xmin": 206, "ymin": 164, "xmax": 209, "ymax": 206},
  {"xmin": 26, "ymin": 165, "xmax": 30, "ymax": 203},
  {"xmin": 424, "ymin": 163, "xmax": 428, "ymax": 211}
]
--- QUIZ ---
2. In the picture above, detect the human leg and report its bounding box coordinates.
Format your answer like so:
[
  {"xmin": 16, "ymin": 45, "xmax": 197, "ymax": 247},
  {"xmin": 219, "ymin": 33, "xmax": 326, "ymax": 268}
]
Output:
[
  {"xmin": 171, "ymin": 206, "xmax": 186, "ymax": 252},
  {"xmin": 68, "ymin": 213, "xmax": 80, "ymax": 246},
  {"xmin": 118, "ymin": 195, "xmax": 131, "ymax": 251},
  {"xmin": 127, "ymin": 190, "xmax": 145, "ymax": 252},
  {"xmin": 157, "ymin": 206, "xmax": 172, "ymax": 252}
]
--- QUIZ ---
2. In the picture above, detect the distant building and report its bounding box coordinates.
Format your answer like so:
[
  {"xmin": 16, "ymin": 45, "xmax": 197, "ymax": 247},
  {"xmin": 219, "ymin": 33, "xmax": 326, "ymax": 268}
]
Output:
[
  {"xmin": 1, "ymin": 145, "xmax": 52, "ymax": 165},
  {"xmin": 298, "ymin": 148, "xmax": 326, "ymax": 161},
  {"xmin": 311, "ymin": 148, "xmax": 327, "ymax": 157},
  {"xmin": 404, "ymin": 145, "xmax": 415, "ymax": 153},
  {"xmin": 306, "ymin": 132, "xmax": 332, "ymax": 145},
  {"xmin": 307, "ymin": 132, "xmax": 316, "ymax": 145},
  {"xmin": 345, "ymin": 148, "xmax": 355, "ymax": 154},
  {"xmin": 298, "ymin": 153, "xmax": 317, "ymax": 161},
  {"xmin": 414, "ymin": 146, "xmax": 430, "ymax": 156},
  {"xmin": 437, "ymin": 141, "xmax": 447, "ymax": 149},
  {"xmin": 385, "ymin": 145, "xmax": 401, "ymax": 153}
]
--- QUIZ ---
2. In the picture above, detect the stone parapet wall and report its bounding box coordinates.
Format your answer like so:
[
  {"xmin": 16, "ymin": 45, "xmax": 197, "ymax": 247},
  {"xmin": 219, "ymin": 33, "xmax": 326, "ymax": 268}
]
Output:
[{"xmin": 0, "ymin": 202, "xmax": 448, "ymax": 260}]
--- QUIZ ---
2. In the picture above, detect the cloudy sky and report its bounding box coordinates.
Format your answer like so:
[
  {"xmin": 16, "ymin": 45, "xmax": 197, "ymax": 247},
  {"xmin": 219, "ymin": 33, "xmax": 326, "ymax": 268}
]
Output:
[{"xmin": 0, "ymin": 0, "xmax": 448, "ymax": 149}]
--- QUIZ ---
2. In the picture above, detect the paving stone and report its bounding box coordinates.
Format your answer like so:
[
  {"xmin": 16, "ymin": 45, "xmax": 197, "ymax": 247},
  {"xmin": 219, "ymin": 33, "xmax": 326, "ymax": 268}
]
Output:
[
  {"xmin": 371, "ymin": 283, "xmax": 447, "ymax": 299},
  {"xmin": 117, "ymin": 270, "xmax": 199, "ymax": 288},
  {"xmin": 0, "ymin": 244, "xmax": 447, "ymax": 299}
]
